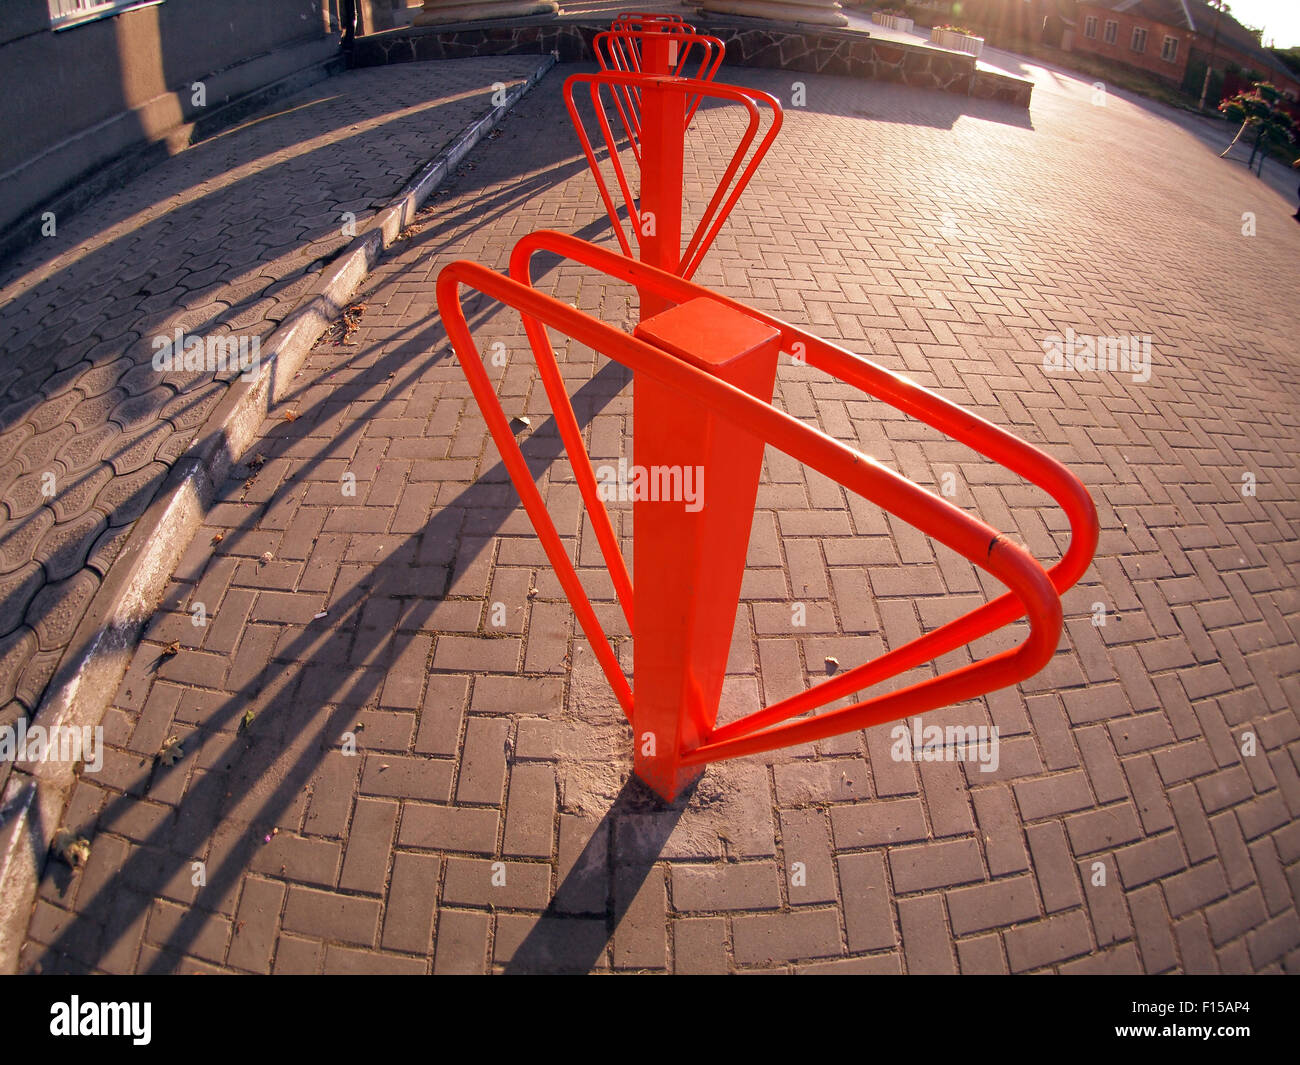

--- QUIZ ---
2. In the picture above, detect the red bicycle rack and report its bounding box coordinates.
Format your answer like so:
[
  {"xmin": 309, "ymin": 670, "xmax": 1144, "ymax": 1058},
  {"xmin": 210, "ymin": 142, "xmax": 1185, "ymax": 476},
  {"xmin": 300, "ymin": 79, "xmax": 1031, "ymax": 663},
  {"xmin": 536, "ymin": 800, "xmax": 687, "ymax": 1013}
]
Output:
[
  {"xmin": 595, "ymin": 29, "xmax": 723, "ymax": 80},
  {"xmin": 434, "ymin": 13, "xmax": 1099, "ymax": 802},
  {"xmin": 605, "ymin": 16, "xmax": 698, "ymax": 80},
  {"xmin": 611, "ymin": 12, "xmax": 691, "ymax": 31},
  {"xmin": 593, "ymin": 30, "xmax": 726, "ymax": 157},
  {"xmin": 565, "ymin": 72, "xmax": 781, "ymax": 312},
  {"xmin": 436, "ymin": 231, "xmax": 1100, "ymax": 801},
  {"xmin": 568, "ymin": 16, "xmax": 780, "ymax": 320}
]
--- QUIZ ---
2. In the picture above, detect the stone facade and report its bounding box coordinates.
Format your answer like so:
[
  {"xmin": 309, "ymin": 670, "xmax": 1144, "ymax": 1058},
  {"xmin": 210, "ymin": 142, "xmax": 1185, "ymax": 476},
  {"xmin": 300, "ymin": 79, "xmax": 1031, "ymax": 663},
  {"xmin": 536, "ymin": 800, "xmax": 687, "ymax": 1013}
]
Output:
[{"xmin": 353, "ymin": 18, "xmax": 1033, "ymax": 106}]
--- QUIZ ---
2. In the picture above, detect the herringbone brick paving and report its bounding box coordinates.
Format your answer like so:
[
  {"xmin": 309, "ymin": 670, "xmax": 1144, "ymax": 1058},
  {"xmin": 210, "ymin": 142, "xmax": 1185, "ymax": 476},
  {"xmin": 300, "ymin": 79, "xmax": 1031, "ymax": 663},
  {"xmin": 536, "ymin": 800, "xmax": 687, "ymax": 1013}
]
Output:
[
  {"xmin": 18, "ymin": 56, "xmax": 1300, "ymax": 973},
  {"xmin": 0, "ymin": 57, "xmax": 547, "ymax": 798}
]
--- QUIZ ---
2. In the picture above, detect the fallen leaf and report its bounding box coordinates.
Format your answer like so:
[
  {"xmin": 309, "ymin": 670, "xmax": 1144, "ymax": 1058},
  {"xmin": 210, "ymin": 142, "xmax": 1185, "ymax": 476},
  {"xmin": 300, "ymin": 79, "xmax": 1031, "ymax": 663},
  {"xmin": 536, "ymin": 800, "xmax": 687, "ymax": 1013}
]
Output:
[
  {"xmin": 161, "ymin": 641, "xmax": 180, "ymax": 657},
  {"xmin": 259, "ymin": 551, "xmax": 273, "ymax": 565},
  {"xmin": 241, "ymin": 709, "xmax": 256, "ymax": 731},
  {"xmin": 282, "ymin": 410, "xmax": 299, "ymax": 422},
  {"xmin": 53, "ymin": 829, "xmax": 91, "ymax": 869},
  {"xmin": 158, "ymin": 736, "xmax": 184, "ymax": 767},
  {"xmin": 211, "ymin": 532, "xmax": 224, "ymax": 545},
  {"xmin": 337, "ymin": 303, "xmax": 367, "ymax": 343}
]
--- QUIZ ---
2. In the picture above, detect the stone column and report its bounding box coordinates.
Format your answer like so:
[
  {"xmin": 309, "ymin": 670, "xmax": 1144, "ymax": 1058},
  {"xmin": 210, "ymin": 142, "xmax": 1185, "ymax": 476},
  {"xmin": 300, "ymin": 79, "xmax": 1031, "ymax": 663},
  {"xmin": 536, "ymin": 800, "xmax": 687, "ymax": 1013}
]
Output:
[
  {"xmin": 696, "ymin": 0, "xmax": 847, "ymax": 28},
  {"xmin": 414, "ymin": 0, "xmax": 559, "ymax": 26}
]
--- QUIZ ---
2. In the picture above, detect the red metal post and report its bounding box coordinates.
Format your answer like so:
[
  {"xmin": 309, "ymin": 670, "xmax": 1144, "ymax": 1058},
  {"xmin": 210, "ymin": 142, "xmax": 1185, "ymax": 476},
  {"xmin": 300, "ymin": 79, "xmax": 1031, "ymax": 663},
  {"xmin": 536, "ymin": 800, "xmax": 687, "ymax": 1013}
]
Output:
[
  {"xmin": 629, "ymin": 297, "xmax": 781, "ymax": 799},
  {"xmin": 635, "ymin": 76, "xmax": 685, "ymax": 319},
  {"xmin": 637, "ymin": 24, "xmax": 675, "ymax": 74},
  {"xmin": 634, "ymin": 26, "xmax": 682, "ymax": 319}
]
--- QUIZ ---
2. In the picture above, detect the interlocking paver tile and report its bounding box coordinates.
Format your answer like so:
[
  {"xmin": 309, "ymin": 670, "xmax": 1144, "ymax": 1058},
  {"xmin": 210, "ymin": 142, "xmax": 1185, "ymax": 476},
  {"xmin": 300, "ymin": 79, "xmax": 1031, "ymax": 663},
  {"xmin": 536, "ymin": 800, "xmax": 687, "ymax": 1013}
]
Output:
[
  {"xmin": 672, "ymin": 916, "xmax": 729, "ymax": 974},
  {"xmin": 281, "ymin": 886, "xmax": 380, "ymax": 947},
  {"xmin": 381, "ymin": 852, "xmax": 442, "ymax": 956},
  {"xmin": 671, "ymin": 862, "xmax": 781, "ymax": 912},
  {"xmin": 898, "ymin": 895, "xmax": 957, "ymax": 974},
  {"xmin": 732, "ymin": 907, "xmax": 842, "ymax": 966},
  {"xmin": 432, "ymin": 909, "xmax": 491, "ymax": 974}
]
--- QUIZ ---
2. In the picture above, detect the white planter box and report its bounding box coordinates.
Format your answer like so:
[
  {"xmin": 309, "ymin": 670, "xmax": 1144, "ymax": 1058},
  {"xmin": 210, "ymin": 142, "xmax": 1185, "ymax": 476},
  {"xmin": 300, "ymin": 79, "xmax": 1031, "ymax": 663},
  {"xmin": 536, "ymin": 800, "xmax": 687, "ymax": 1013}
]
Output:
[
  {"xmin": 871, "ymin": 12, "xmax": 915, "ymax": 33},
  {"xmin": 931, "ymin": 27, "xmax": 984, "ymax": 58}
]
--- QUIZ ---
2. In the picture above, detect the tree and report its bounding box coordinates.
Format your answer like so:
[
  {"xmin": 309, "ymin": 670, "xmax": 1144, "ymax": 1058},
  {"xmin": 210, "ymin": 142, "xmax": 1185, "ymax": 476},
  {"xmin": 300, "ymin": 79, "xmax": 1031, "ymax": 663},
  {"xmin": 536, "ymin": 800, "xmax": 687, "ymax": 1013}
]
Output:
[
  {"xmin": 1198, "ymin": 0, "xmax": 1230, "ymax": 111},
  {"xmin": 1270, "ymin": 47, "xmax": 1300, "ymax": 78}
]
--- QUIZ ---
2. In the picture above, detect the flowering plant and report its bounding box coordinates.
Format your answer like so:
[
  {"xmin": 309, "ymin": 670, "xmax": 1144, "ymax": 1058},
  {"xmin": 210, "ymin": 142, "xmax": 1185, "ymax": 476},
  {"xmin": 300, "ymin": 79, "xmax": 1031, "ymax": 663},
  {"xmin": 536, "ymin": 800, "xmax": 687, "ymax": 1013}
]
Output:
[{"xmin": 1217, "ymin": 80, "xmax": 1295, "ymax": 173}]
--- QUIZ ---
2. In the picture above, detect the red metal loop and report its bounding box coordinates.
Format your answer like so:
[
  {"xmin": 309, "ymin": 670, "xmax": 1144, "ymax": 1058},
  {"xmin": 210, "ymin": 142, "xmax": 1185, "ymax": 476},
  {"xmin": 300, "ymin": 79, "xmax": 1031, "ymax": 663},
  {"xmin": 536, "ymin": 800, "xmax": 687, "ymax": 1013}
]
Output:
[
  {"xmin": 434, "ymin": 234, "xmax": 1098, "ymax": 773},
  {"xmin": 593, "ymin": 30, "xmax": 726, "ymax": 153},
  {"xmin": 563, "ymin": 72, "xmax": 782, "ymax": 278},
  {"xmin": 607, "ymin": 15, "xmax": 697, "ymax": 73},
  {"xmin": 613, "ymin": 13, "xmax": 691, "ymax": 30}
]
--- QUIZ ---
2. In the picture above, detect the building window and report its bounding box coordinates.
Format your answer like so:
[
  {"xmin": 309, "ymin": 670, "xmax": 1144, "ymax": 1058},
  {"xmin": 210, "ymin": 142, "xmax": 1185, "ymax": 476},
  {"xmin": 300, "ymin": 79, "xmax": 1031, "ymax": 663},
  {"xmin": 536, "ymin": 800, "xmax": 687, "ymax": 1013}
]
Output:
[
  {"xmin": 1131, "ymin": 27, "xmax": 1148, "ymax": 53},
  {"xmin": 47, "ymin": 0, "xmax": 164, "ymax": 31},
  {"xmin": 1084, "ymin": 15, "xmax": 1098, "ymax": 39},
  {"xmin": 1161, "ymin": 35, "xmax": 1178, "ymax": 62},
  {"xmin": 1103, "ymin": 20, "xmax": 1118, "ymax": 44}
]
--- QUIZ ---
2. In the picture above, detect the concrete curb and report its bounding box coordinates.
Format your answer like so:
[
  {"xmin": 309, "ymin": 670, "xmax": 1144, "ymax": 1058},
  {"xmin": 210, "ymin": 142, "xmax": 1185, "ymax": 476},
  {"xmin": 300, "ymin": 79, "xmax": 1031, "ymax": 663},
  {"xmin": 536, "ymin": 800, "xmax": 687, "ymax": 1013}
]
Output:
[{"xmin": 0, "ymin": 54, "xmax": 556, "ymax": 974}]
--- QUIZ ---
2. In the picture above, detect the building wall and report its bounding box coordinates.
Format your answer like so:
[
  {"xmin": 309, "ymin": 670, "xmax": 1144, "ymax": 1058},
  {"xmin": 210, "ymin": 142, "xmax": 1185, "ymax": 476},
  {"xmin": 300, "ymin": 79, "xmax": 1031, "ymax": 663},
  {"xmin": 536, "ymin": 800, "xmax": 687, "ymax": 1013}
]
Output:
[
  {"xmin": 1073, "ymin": 3, "xmax": 1191, "ymax": 83},
  {"xmin": 0, "ymin": 0, "xmax": 336, "ymax": 236},
  {"xmin": 1202, "ymin": 40, "xmax": 1300, "ymax": 98},
  {"xmin": 1073, "ymin": 2, "xmax": 1300, "ymax": 99}
]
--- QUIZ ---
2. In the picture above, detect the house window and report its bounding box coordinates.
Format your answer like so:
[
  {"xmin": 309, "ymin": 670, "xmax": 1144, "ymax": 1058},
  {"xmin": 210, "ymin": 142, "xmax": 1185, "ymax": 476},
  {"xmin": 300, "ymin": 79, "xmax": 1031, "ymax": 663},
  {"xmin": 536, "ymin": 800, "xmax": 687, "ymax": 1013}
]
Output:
[
  {"xmin": 1161, "ymin": 35, "xmax": 1178, "ymax": 62},
  {"xmin": 1103, "ymin": 20, "xmax": 1118, "ymax": 44},
  {"xmin": 47, "ymin": 0, "xmax": 164, "ymax": 31},
  {"xmin": 1084, "ymin": 16, "xmax": 1098, "ymax": 39},
  {"xmin": 1131, "ymin": 27, "xmax": 1148, "ymax": 53}
]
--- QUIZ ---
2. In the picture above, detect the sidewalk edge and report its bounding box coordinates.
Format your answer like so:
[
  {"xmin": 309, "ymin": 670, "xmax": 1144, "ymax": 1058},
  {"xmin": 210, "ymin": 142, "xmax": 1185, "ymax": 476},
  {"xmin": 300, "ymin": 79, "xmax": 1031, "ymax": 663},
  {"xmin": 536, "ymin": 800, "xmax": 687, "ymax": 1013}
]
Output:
[{"xmin": 0, "ymin": 54, "xmax": 555, "ymax": 974}]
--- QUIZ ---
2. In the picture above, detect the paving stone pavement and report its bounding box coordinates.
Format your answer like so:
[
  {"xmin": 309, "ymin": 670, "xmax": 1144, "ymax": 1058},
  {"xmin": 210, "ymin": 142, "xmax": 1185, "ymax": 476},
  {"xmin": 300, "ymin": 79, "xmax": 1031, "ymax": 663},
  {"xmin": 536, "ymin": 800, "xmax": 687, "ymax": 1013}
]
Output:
[
  {"xmin": 0, "ymin": 56, "xmax": 551, "ymax": 798},
  {"xmin": 16, "ymin": 55, "xmax": 1300, "ymax": 974}
]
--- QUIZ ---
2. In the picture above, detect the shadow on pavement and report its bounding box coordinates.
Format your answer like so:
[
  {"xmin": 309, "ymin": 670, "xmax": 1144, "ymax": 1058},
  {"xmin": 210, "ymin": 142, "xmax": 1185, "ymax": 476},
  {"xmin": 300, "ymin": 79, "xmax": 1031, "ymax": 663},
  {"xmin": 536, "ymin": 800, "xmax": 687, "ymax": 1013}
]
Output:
[
  {"xmin": 503, "ymin": 774, "xmax": 691, "ymax": 974},
  {"xmin": 0, "ymin": 64, "xmax": 575, "ymax": 782},
  {"xmin": 705, "ymin": 69, "xmax": 1035, "ymax": 131},
  {"xmin": 30, "ymin": 308, "xmax": 629, "ymax": 969}
]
